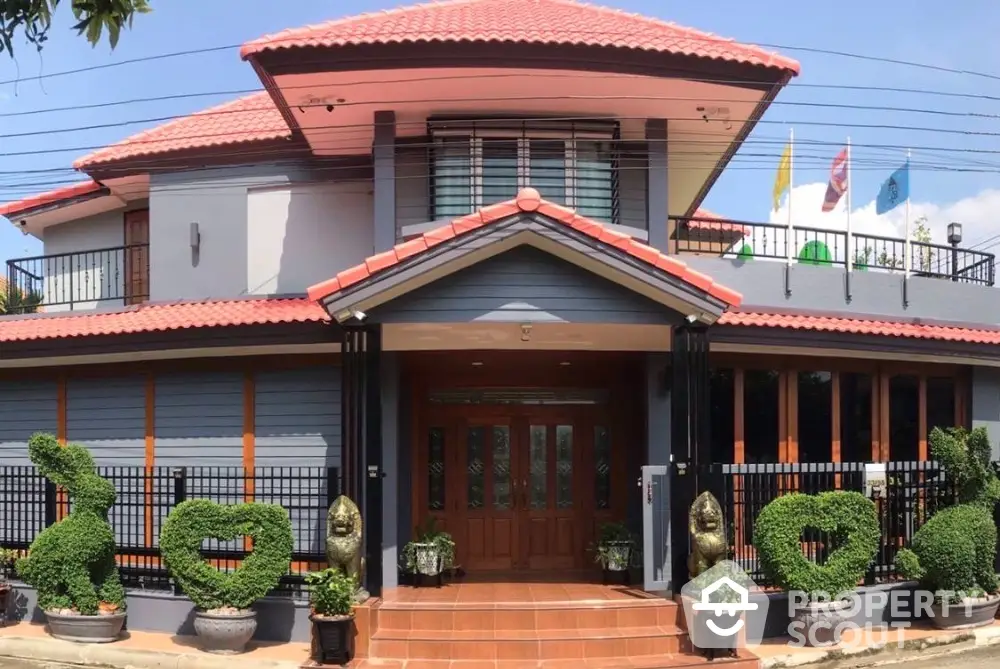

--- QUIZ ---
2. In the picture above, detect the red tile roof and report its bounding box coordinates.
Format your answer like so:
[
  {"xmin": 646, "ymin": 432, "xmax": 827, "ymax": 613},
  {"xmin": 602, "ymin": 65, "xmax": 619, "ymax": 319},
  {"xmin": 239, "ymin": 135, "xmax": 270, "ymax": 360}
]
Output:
[
  {"xmin": 240, "ymin": 0, "xmax": 800, "ymax": 75},
  {"xmin": 73, "ymin": 92, "xmax": 291, "ymax": 169},
  {"xmin": 0, "ymin": 298, "xmax": 327, "ymax": 343},
  {"xmin": 687, "ymin": 207, "xmax": 747, "ymax": 235},
  {"xmin": 717, "ymin": 311, "xmax": 1000, "ymax": 345},
  {"xmin": 0, "ymin": 180, "xmax": 105, "ymax": 218},
  {"xmin": 307, "ymin": 187, "xmax": 743, "ymax": 307}
]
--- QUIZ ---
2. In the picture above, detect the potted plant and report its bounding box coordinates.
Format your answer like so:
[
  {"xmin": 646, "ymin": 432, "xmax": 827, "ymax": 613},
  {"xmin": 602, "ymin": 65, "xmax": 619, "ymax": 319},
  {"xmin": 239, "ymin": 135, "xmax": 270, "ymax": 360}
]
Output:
[
  {"xmin": 896, "ymin": 427, "xmax": 1000, "ymax": 629},
  {"xmin": 0, "ymin": 547, "xmax": 16, "ymax": 627},
  {"xmin": 160, "ymin": 499, "xmax": 293, "ymax": 654},
  {"xmin": 593, "ymin": 522, "xmax": 635, "ymax": 572},
  {"xmin": 754, "ymin": 490, "xmax": 879, "ymax": 647},
  {"xmin": 306, "ymin": 568, "xmax": 357, "ymax": 665},
  {"xmin": 402, "ymin": 518, "xmax": 455, "ymax": 586},
  {"xmin": 15, "ymin": 434, "xmax": 127, "ymax": 643}
]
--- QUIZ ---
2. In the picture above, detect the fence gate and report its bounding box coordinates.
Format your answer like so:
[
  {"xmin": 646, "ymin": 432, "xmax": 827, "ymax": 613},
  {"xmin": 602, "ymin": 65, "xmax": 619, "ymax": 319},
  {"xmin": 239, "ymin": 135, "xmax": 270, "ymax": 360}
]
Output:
[{"xmin": 641, "ymin": 465, "xmax": 671, "ymax": 592}]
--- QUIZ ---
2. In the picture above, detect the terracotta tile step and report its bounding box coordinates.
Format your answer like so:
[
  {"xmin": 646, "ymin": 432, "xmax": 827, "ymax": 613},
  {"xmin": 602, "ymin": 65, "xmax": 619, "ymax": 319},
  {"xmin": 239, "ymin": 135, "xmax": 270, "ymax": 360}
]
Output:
[
  {"xmin": 373, "ymin": 625, "xmax": 683, "ymax": 641},
  {"xmin": 368, "ymin": 633, "xmax": 683, "ymax": 660},
  {"xmin": 378, "ymin": 599, "xmax": 675, "ymax": 611},
  {"xmin": 376, "ymin": 605, "xmax": 678, "ymax": 631},
  {"xmin": 350, "ymin": 654, "xmax": 759, "ymax": 669}
]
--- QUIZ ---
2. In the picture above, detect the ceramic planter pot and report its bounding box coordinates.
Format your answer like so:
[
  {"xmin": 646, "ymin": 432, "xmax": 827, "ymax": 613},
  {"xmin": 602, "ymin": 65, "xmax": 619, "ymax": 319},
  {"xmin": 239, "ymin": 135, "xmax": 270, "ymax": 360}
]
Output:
[
  {"xmin": 413, "ymin": 543, "xmax": 442, "ymax": 576},
  {"xmin": 310, "ymin": 614, "xmax": 353, "ymax": 665},
  {"xmin": 193, "ymin": 609, "xmax": 258, "ymax": 654},
  {"xmin": 792, "ymin": 599, "xmax": 852, "ymax": 647},
  {"xmin": 929, "ymin": 595, "xmax": 1000, "ymax": 630},
  {"xmin": 45, "ymin": 610, "xmax": 126, "ymax": 643},
  {"xmin": 601, "ymin": 541, "xmax": 633, "ymax": 572}
]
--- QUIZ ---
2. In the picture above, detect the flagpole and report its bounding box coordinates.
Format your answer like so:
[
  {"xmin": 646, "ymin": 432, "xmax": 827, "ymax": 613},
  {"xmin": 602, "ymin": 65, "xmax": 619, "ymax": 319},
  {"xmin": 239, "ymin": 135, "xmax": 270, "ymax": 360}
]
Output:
[
  {"xmin": 787, "ymin": 127, "xmax": 794, "ymax": 267},
  {"xmin": 846, "ymin": 137, "xmax": 853, "ymax": 273},
  {"xmin": 904, "ymin": 149, "xmax": 912, "ymax": 278}
]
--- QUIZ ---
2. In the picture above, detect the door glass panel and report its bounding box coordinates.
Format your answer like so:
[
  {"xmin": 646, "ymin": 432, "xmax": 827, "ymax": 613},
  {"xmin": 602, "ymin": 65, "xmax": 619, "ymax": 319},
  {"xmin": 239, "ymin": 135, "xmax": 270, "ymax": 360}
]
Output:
[
  {"xmin": 529, "ymin": 425, "xmax": 548, "ymax": 509},
  {"xmin": 466, "ymin": 426, "xmax": 485, "ymax": 509},
  {"xmin": 594, "ymin": 425, "xmax": 611, "ymax": 510},
  {"xmin": 428, "ymin": 427, "xmax": 446, "ymax": 511},
  {"xmin": 556, "ymin": 425, "xmax": 573, "ymax": 509},
  {"xmin": 492, "ymin": 426, "xmax": 512, "ymax": 510}
]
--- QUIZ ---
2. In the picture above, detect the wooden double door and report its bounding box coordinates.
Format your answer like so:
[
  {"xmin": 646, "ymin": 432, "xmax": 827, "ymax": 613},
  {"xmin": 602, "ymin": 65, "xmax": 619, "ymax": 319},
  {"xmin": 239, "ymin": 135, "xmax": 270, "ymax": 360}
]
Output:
[{"xmin": 418, "ymin": 404, "xmax": 621, "ymax": 572}]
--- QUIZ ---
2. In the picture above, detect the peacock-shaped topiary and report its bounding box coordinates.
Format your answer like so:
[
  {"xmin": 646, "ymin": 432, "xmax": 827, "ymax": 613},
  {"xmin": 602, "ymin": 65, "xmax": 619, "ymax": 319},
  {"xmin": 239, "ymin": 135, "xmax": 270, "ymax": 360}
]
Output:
[
  {"xmin": 16, "ymin": 433, "xmax": 126, "ymax": 615},
  {"xmin": 895, "ymin": 426, "xmax": 1000, "ymax": 600}
]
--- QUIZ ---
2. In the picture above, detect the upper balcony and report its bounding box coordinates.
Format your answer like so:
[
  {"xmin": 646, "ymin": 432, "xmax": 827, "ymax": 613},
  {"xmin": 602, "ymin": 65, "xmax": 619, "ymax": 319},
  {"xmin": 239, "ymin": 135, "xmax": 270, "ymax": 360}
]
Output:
[
  {"xmin": 672, "ymin": 214, "xmax": 995, "ymax": 286},
  {"xmin": 5, "ymin": 243, "xmax": 150, "ymax": 314}
]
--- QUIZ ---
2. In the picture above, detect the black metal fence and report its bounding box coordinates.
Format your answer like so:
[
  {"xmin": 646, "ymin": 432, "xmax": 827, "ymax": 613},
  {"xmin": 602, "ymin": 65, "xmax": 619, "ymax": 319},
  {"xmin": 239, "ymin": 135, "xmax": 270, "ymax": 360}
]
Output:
[
  {"xmin": 5, "ymin": 243, "xmax": 150, "ymax": 313},
  {"xmin": 673, "ymin": 216, "xmax": 996, "ymax": 286},
  {"xmin": 692, "ymin": 460, "xmax": 960, "ymax": 587},
  {"xmin": 0, "ymin": 466, "xmax": 338, "ymax": 598}
]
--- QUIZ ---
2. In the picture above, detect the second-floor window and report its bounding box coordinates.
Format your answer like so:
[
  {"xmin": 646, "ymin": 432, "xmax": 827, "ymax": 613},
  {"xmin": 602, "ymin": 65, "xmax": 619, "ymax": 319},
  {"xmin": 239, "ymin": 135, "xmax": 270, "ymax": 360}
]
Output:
[{"xmin": 430, "ymin": 124, "xmax": 618, "ymax": 224}]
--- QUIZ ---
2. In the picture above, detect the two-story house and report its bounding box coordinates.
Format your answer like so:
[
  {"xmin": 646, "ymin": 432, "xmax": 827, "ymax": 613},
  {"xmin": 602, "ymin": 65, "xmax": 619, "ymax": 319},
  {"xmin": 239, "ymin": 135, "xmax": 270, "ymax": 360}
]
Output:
[{"xmin": 3, "ymin": 0, "xmax": 1000, "ymax": 664}]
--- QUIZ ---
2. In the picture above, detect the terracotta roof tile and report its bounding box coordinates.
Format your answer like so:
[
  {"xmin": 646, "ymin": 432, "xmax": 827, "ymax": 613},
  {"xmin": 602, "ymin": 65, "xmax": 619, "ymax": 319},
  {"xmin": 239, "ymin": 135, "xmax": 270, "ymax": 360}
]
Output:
[
  {"xmin": 307, "ymin": 187, "xmax": 743, "ymax": 307},
  {"xmin": 687, "ymin": 207, "xmax": 747, "ymax": 235},
  {"xmin": 0, "ymin": 298, "xmax": 327, "ymax": 343},
  {"xmin": 0, "ymin": 180, "xmax": 105, "ymax": 218},
  {"xmin": 240, "ymin": 0, "xmax": 800, "ymax": 74},
  {"xmin": 73, "ymin": 93, "xmax": 291, "ymax": 169},
  {"xmin": 717, "ymin": 311, "xmax": 1000, "ymax": 345}
]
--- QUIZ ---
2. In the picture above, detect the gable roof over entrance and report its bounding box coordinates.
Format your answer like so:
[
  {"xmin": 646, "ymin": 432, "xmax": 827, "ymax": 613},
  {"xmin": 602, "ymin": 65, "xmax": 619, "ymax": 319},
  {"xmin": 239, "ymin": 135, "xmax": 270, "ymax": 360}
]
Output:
[{"xmin": 307, "ymin": 188, "xmax": 741, "ymax": 324}]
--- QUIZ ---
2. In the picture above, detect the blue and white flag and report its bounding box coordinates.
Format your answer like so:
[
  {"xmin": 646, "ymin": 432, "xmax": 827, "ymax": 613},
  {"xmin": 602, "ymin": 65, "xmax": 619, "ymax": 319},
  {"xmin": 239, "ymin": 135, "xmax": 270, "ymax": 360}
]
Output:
[{"xmin": 875, "ymin": 161, "xmax": 910, "ymax": 215}]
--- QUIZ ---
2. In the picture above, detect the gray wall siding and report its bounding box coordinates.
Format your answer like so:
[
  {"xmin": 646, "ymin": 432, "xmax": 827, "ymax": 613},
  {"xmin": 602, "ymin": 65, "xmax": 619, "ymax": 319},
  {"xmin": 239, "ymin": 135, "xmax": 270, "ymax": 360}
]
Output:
[
  {"xmin": 0, "ymin": 380, "xmax": 58, "ymax": 465},
  {"xmin": 254, "ymin": 368, "xmax": 341, "ymax": 467},
  {"xmin": 66, "ymin": 376, "xmax": 145, "ymax": 466},
  {"xmin": 372, "ymin": 245, "xmax": 680, "ymax": 324},
  {"xmin": 684, "ymin": 256, "xmax": 1000, "ymax": 326},
  {"xmin": 972, "ymin": 367, "xmax": 1000, "ymax": 461},
  {"xmin": 153, "ymin": 372, "xmax": 244, "ymax": 467}
]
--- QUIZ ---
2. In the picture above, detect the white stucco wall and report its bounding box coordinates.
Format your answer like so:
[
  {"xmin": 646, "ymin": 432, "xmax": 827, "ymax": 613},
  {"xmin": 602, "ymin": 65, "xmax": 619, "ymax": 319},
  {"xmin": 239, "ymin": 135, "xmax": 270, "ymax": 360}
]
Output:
[
  {"xmin": 247, "ymin": 181, "xmax": 374, "ymax": 295},
  {"xmin": 36, "ymin": 210, "xmax": 126, "ymax": 312}
]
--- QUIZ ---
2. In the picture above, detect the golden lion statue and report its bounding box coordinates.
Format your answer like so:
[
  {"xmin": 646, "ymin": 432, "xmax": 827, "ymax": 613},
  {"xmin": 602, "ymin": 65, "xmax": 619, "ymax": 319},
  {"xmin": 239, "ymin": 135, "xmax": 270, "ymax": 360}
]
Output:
[
  {"xmin": 326, "ymin": 495, "xmax": 368, "ymax": 602},
  {"xmin": 688, "ymin": 490, "xmax": 727, "ymax": 579}
]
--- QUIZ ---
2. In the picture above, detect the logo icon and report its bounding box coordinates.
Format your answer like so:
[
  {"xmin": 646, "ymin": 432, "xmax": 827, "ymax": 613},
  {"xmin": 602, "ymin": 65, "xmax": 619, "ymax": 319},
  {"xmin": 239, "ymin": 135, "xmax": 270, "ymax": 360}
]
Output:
[{"xmin": 680, "ymin": 560, "xmax": 768, "ymax": 651}]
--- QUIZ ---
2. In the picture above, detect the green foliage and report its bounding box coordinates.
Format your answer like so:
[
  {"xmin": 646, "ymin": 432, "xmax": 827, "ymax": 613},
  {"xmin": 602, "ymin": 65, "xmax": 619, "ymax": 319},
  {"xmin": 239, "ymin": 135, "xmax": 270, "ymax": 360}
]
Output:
[
  {"xmin": 894, "ymin": 427, "xmax": 1000, "ymax": 601},
  {"xmin": 895, "ymin": 505, "xmax": 998, "ymax": 599},
  {"xmin": 15, "ymin": 433, "xmax": 125, "ymax": 615},
  {"xmin": 159, "ymin": 499, "xmax": 293, "ymax": 611},
  {"xmin": 0, "ymin": 285, "xmax": 42, "ymax": 315},
  {"xmin": 591, "ymin": 521, "xmax": 636, "ymax": 569},
  {"xmin": 753, "ymin": 491, "xmax": 879, "ymax": 600},
  {"xmin": 402, "ymin": 517, "xmax": 455, "ymax": 573},
  {"xmin": 306, "ymin": 568, "xmax": 356, "ymax": 618},
  {"xmin": 0, "ymin": 0, "xmax": 151, "ymax": 57},
  {"xmin": 930, "ymin": 427, "xmax": 1000, "ymax": 507}
]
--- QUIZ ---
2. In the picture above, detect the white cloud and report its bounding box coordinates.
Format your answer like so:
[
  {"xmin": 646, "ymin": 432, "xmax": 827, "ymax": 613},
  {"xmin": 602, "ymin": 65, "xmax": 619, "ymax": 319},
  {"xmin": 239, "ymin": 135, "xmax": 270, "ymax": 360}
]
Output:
[{"xmin": 768, "ymin": 182, "xmax": 1000, "ymax": 253}]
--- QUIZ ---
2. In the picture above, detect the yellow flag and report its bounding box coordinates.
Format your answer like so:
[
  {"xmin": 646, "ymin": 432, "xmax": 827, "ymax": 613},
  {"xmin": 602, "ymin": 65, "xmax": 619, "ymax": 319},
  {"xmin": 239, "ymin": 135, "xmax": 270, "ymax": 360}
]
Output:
[{"xmin": 772, "ymin": 142, "xmax": 792, "ymax": 212}]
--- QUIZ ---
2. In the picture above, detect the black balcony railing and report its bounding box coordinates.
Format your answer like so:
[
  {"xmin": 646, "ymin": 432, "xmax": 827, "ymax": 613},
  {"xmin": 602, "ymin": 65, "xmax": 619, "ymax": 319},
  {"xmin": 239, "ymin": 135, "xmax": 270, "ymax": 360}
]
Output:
[
  {"xmin": 5, "ymin": 244, "xmax": 150, "ymax": 314},
  {"xmin": 673, "ymin": 216, "xmax": 996, "ymax": 287}
]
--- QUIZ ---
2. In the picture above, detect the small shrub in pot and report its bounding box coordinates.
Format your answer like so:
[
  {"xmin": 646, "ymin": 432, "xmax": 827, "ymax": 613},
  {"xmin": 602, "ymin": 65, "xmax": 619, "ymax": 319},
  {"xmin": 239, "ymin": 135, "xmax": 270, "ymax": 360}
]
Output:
[
  {"xmin": 159, "ymin": 499, "xmax": 293, "ymax": 654},
  {"xmin": 754, "ymin": 491, "xmax": 879, "ymax": 647},
  {"xmin": 592, "ymin": 522, "xmax": 635, "ymax": 573},
  {"xmin": 307, "ymin": 568, "xmax": 356, "ymax": 665},
  {"xmin": 402, "ymin": 518, "xmax": 455, "ymax": 585},
  {"xmin": 15, "ymin": 434, "xmax": 127, "ymax": 643}
]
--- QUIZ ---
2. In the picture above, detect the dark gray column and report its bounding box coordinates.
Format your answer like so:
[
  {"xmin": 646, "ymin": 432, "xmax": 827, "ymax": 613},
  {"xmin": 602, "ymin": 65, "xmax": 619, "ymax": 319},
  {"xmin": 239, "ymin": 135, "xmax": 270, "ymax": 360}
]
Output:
[
  {"xmin": 646, "ymin": 352, "xmax": 671, "ymax": 466},
  {"xmin": 373, "ymin": 111, "xmax": 397, "ymax": 253},
  {"xmin": 380, "ymin": 352, "xmax": 399, "ymax": 590},
  {"xmin": 972, "ymin": 367, "xmax": 1000, "ymax": 461},
  {"xmin": 645, "ymin": 119, "xmax": 669, "ymax": 252}
]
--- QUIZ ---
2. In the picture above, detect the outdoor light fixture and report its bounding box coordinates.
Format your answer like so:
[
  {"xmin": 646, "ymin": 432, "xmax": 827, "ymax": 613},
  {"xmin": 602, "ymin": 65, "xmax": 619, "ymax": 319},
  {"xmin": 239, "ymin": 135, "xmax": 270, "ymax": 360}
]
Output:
[
  {"xmin": 947, "ymin": 222, "xmax": 963, "ymax": 246},
  {"xmin": 471, "ymin": 361, "xmax": 484, "ymax": 367},
  {"xmin": 351, "ymin": 310, "xmax": 367, "ymax": 322}
]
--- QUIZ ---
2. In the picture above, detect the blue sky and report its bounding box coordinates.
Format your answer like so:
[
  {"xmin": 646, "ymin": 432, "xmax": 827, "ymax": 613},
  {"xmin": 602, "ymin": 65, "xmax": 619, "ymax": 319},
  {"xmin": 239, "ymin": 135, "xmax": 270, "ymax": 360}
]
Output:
[{"xmin": 1, "ymin": 0, "xmax": 999, "ymax": 263}]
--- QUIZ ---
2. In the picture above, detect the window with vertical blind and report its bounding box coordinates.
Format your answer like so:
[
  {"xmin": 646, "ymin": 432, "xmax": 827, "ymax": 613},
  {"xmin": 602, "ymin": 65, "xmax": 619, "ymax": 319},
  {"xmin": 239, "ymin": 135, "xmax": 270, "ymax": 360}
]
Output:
[{"xmin": 429, "ymin": 120, "xmax": 618, "ymax": 224}]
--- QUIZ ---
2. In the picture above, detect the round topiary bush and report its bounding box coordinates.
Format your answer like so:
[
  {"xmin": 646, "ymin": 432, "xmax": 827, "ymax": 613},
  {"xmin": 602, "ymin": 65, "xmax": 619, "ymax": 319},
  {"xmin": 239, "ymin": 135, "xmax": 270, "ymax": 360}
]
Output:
[
  {"xmin": 159, "ymin": 499, "xmax": 294, "ymax": 611},
  {"xmin": 753, "ymin": 491, "xmax": 879, "ymax": 600},
  {"xmin": 16, "ymin": 433, "xmax": 125, "ymax": 616}
]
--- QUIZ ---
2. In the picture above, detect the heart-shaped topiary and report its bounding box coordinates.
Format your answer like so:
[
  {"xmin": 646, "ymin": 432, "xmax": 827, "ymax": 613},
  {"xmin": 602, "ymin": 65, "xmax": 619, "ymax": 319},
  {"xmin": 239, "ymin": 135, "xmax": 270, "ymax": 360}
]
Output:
[
  {"xmin": 160, "ymin": 499, "xmax": 294, "ymax": 611},
  {"xmin": 753, "ymin": 491, "xmax": 879, "ymax": 599}
]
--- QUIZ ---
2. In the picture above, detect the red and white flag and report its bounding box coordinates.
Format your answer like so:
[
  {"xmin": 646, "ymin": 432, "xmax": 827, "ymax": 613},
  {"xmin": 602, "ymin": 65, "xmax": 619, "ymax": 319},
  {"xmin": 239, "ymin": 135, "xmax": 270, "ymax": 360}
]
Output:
[{"xmin": 821, "ymin": 148, "xmax": 848, "ymax": 212}]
